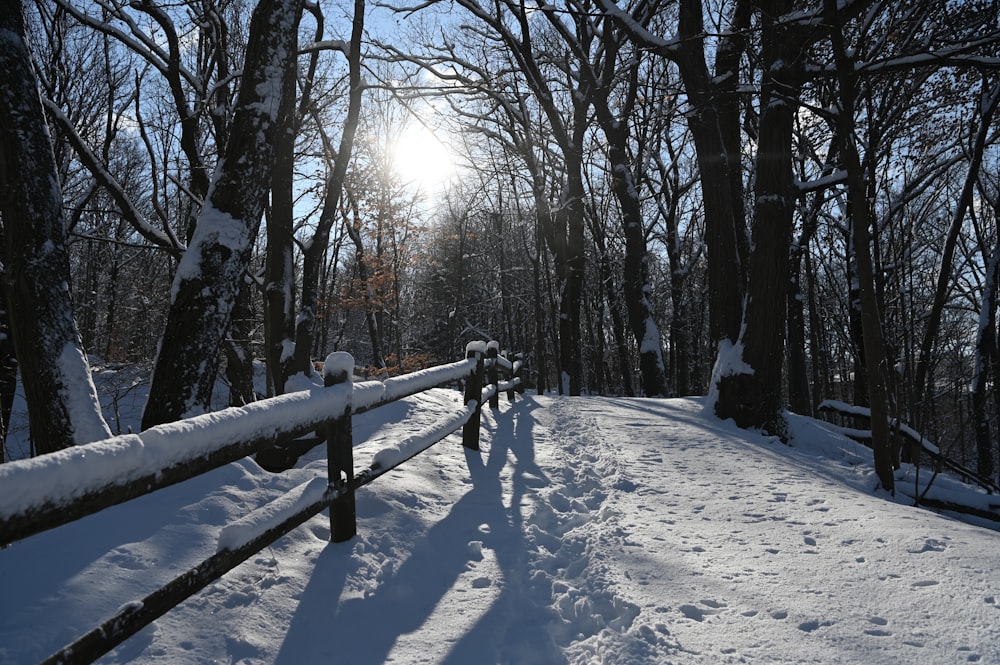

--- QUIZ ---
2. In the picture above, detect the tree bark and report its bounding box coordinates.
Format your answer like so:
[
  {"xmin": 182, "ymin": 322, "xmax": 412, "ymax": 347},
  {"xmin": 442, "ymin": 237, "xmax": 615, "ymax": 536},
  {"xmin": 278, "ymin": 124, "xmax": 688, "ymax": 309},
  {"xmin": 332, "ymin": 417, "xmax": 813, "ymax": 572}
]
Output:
[
  {"xmin": 972, "ymin": 239, "xmax": 1000, "ymax": 481},
  {"xmin": 263, "ymin": 17, "xmax": 301, "ymax": 395},
  {"xmin": 0, "ymin": 0, "xmax": 111, "ymax": 453},
  {"xmin": 224, "ymin": 278, "xmax": 257, "ymax": 407},
  {"xmin": 142, "ymin": 0, "xmax": 304, "ymax": 428},
  {"xmin": 590, "ymin": 211, "xmax": 635, "ymax": 397},
  {"xmin": 715, "ymin": 0, "xmax": 801, "ymax": 435},
  {"xmin": 344, "ymin": 196, "xmax": 387, "ymax": 375},
  {"xmin": 673, "ymin": 0, "xmax": 746, "ymax": 347},
  {"xmin": 825, "ymin": 0, "xmax": 894, "ymax": 492},
  {"xmin": 0, "ymin": 238, "xmax": 15, "ymax": 460}
]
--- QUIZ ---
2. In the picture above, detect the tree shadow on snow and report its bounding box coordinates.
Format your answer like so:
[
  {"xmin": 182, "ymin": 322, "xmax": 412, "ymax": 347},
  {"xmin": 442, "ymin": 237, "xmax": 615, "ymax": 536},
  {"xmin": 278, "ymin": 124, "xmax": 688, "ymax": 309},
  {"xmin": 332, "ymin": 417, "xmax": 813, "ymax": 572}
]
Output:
[
  {"xmin": 272, "ymin": 397, "xmax": 566, "ymax": 665},
  {"xmin": 441, "ymin": 398, "xmax": 567, "ymax": 665}
]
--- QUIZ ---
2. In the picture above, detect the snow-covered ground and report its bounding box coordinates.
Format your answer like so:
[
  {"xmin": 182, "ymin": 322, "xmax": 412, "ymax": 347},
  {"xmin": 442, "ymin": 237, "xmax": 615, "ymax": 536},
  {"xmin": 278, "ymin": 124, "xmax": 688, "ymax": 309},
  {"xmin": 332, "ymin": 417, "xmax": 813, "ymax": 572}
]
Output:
[{"xmin": 2, "ymin": 386, "xmax": 999, "ymax": 664}]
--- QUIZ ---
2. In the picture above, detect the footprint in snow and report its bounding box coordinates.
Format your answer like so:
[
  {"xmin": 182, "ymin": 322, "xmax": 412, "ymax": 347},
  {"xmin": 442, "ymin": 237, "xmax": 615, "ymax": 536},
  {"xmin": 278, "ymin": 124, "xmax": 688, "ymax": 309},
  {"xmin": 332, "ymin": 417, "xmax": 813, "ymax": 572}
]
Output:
[
  {"xmin": 864, "ymin": 629, "xmax": 893, "ymax": 637},
  {"xmin": 908, "ymin": 538, "xmax": 949, "ymax": 554},
  {"xmin": 798, "ymin": 619, "xmax": 833, "ymax": 632}
]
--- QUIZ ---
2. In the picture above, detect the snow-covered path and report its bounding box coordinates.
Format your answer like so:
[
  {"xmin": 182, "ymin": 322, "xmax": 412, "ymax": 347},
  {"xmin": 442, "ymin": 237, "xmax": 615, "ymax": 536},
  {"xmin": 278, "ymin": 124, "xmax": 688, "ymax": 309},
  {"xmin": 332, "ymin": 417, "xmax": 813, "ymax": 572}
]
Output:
[
  {"xmin": 2, "ymin": 394, "xmax": 998, "ymax": 664},
  {"xmin": 518, "ymin": 397, "xmax": 999, "ymax": 664}
]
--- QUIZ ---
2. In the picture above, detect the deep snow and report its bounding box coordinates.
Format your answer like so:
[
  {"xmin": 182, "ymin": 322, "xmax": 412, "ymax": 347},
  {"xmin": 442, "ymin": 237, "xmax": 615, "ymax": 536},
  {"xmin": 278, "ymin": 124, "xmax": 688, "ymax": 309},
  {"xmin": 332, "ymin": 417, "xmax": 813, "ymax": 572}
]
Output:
[{"xmin": 2, "ymin": 384, "xmax": 999, "ymax": 664}]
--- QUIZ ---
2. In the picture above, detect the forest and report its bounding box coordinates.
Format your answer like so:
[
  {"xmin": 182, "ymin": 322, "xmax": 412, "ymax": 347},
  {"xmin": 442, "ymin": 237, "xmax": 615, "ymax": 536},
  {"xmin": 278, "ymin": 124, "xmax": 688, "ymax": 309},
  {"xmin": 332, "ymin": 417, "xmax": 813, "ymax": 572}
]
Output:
[{"xmin": 0, "ymin": 0, "xmax": 998, "ymax": 495}]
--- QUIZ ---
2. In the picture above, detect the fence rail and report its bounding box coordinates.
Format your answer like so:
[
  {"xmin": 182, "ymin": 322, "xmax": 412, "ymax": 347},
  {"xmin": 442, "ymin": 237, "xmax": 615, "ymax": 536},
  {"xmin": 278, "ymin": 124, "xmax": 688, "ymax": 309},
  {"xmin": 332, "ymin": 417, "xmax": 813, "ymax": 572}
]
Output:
[
  {"xmin": 0, "ymin": 340, "xmax": 522, "ymax": 665},
  {"xmin": 817, "ymin": 399, "xmax": 1000, "ymax": 496}
]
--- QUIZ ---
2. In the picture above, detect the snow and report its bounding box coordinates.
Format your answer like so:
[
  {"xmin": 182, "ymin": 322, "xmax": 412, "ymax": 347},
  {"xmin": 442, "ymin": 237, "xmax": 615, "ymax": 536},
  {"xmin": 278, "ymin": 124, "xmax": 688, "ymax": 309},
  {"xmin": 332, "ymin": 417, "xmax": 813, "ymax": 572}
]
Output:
[
  {"xmin": 216, "ymin": 477, "xmax": 329, "ymax": 553},
  {"xmin": 0, "ymin": 385, "xmax": 351, "ymax": 523},
  {"xmin": 379, "ymin": 358, "xmax": 477, "ymax": 405},
  {"xmin": 639, "ymin": 313, "xmax": 661, "ymax": 354},
  {"xmin": 170, "ymin": 204, "xmax": 249, "ymax": 302},
  {"xmin": 322, "ymin": 351, "xmax": 355, "ymax": 385},
  {"xmin": 57, "ymin": 343, "xmax": 113, "ymax": 445},
  {"xmin": 819, "ymin": 399, "xmax": 942, "ymax": 455},
  {"xmin": 2, "ymin": 391, "xmax": 999, "ymax": 665},
  {"xmin": 706, "ymin": 338, "xmax": 753, "ymax": 411},
  {"xmin": 369, "ymin": 399, "xmax": 477, "ymax": 472}
]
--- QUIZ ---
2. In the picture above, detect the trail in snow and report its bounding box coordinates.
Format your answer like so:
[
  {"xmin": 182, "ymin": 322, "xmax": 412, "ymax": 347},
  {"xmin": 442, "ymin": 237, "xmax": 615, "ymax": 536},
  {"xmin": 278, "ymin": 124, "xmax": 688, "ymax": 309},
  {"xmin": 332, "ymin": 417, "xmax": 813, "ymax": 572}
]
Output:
[
  {"xmin": 1, "ymin": 393, "xmax": 998, "ymax": 665},
  {"xmin": 518, "ymin": 396, "xmax": 999, "ymax": 664}
]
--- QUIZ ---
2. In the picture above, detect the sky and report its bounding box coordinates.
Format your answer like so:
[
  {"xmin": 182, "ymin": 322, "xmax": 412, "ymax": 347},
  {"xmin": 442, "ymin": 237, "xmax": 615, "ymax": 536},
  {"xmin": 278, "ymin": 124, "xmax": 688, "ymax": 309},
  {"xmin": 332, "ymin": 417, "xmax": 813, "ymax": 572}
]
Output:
[{"xmin": 2, "ymin": 375, "xmax": 999, "ymax": 664}]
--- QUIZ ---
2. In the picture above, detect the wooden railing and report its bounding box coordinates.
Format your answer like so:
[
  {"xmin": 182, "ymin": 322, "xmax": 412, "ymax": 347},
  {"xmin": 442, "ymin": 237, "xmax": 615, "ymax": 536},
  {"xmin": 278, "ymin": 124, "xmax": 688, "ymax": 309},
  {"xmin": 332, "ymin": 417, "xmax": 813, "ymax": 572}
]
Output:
[
  {"xmin": 0, "ymin": 340, "xmax": 522, "ymax": 665},
  {"xmin": 818, "ymin": 399, "xmax": 1000, "ymax": 522}
]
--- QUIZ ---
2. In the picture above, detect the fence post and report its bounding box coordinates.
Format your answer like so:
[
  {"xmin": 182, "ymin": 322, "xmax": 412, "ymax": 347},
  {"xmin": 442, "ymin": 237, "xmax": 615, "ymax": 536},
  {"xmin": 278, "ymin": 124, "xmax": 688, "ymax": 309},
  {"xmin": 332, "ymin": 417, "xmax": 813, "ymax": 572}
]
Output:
[
  {"xmin": 503, "ymin": 350, "xmax": 515, "ymax": 402},
  {"xmin": 514, "ymin": 352, "xmax": 525, "ymax": 394},
  {"xmin": 487, "ymin": 341, "xmax": 500, "ymax": 409},
  {"xmin": 462, "ymin": 342, "xmax": 485, "ymax": 450},
  {"xmin": 323, "ymin": 352, "xmax": 356, "ymax": 542}
]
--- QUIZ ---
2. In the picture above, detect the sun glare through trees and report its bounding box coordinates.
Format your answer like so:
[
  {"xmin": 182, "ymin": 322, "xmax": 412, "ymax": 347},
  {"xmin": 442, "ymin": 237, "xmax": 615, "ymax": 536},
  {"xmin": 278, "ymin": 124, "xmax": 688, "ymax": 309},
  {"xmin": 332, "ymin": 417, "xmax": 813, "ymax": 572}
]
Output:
[{"xmin": 390, "ymin": 122, "xmax": 456, "ymax": 193}]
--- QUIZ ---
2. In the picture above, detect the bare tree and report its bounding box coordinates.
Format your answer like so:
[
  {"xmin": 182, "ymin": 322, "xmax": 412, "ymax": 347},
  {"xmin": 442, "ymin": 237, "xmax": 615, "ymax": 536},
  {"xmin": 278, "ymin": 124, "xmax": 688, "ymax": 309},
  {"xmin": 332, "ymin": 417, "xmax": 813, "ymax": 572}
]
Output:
[
  {"xmin": 0, "ymin": 0, "xmax": 111, "ymax": 453},
  {"xmin": 284, "ymin": 0, "xmax": 365, "ymax": 389},
  {"xmin": 141, "ymin": 0, "xmax": 304, "ymax": 428}
]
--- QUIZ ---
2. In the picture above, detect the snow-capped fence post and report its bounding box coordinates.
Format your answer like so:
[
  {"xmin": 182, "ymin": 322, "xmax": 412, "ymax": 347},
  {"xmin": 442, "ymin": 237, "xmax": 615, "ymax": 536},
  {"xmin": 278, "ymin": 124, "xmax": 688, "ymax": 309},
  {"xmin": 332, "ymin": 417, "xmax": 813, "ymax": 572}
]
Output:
[
  {"xmin": 487, "ymin": 341, "xmax": 500, "ymax": 409},
  {"xmin": 462, "ymin": 341, "xmax": 486, "ymax": 450},
  {"xmin": 323, "ymin": 352, "xmax": 357, "ymax": 542}
]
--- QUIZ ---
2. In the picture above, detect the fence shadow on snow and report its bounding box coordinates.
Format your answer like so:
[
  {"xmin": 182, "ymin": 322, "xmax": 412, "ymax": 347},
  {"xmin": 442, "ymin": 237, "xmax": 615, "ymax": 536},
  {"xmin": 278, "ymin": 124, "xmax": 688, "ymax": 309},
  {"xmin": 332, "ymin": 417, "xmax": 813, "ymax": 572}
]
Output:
[{"xmin": 0, "ymin": 340, "xmax": 523, "ymax": 665}]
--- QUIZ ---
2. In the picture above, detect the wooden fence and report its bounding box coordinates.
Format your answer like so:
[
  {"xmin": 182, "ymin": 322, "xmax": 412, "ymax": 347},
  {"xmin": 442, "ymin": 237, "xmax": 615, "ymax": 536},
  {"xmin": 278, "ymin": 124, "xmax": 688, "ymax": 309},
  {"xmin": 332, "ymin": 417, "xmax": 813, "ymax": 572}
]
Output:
[
  {"xmin": 818, "ymin": 399, "xmax": 1000, "ymax": 522},
  {"xmin": 0, "ymin": 340, "xmax": 522, "ymax": 665}
]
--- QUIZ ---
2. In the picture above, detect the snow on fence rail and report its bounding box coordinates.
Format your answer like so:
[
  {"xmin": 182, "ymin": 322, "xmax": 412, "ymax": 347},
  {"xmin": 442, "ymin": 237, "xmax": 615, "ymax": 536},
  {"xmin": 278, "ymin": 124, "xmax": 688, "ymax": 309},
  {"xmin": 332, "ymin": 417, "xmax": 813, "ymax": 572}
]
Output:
[
  {"xmin": 818, "ymin": 399, "xmax": 1000, "ymax": 498},
  {"xmin": 1, "ymin": 341, "xmax": 522, "ymax": 665}
]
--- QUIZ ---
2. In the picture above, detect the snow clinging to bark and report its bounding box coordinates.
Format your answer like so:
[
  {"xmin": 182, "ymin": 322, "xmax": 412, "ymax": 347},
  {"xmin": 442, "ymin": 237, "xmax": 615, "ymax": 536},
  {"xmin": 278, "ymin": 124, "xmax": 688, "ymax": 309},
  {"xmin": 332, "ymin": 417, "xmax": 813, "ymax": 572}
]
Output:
[
  {"xmin": 706, "ymin": 338, "xmax": 754, "ymax": 412},
  {"xmin": 57, "ymin": 344, "xmax": 112, "ymax": 445},
  {"xmin": 171, "ymin": 205, "xmax": 250, "ymax": 302}
]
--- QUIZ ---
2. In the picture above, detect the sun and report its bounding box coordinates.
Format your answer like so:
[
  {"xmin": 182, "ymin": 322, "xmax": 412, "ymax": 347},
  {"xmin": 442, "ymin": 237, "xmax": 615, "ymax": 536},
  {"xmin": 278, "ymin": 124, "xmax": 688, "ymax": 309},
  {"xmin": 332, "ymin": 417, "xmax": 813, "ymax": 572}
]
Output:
[{"xmin": 391, "ymin": 124, "xmax": 456, "ymax": 192}]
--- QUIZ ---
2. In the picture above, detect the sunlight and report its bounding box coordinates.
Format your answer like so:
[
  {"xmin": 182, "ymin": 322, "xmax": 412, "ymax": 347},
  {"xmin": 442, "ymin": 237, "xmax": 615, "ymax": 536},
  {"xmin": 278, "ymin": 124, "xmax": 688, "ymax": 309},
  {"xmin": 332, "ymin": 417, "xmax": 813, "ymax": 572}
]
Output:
[{"xmin": 391, "ymin": 123, "xmax": 456, "ymax": 192}]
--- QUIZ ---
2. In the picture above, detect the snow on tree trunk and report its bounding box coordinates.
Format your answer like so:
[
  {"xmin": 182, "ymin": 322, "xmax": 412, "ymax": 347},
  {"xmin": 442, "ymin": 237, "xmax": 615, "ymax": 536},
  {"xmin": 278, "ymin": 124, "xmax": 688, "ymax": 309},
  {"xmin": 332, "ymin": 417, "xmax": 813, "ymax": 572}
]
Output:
[
  {"xmin": 972, "ymin": 241, "xmax": 1000, "ymax": 480},
  {"xmin": 142, "ymin": 0, "xmax": 303, "ymax": 429},
  {"xmin": 262, "ymin": 12, "xmax": 300, "ymax": 397},
  {"xmin": 609, "ymin": 158, "xmax": 669, "ymax": 397},
  {"xmin": 0, "ymin": 0, "xmax": 111, "ymax": 453}
]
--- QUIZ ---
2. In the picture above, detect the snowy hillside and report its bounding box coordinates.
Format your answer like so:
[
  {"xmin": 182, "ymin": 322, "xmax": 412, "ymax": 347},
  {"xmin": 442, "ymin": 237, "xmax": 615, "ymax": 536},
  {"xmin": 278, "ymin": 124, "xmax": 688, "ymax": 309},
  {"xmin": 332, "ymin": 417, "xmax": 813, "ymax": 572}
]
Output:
[{"xmin": 2, "ymin": 391, "xmax": 999, "ymax": 664}]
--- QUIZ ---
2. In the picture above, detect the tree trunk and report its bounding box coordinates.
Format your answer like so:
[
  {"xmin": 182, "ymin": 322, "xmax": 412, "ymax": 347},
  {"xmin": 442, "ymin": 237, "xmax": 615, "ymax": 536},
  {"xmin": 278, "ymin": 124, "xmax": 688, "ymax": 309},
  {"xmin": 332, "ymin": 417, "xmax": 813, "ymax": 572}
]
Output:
[
  {"xmin": 142, "ymin": 0, "xmax": 304, "ymax": 429},
  {"xmin": 972, "ymin": 241, "xmax": 1000, "ymax": 480},
  {"xmin": 608, "ymin": 151, "xmax": 669, "ymax": 397},
  {"xmin": 787, "ymin": 208, "xmax": 822, "ymax": 416},
  {"xmin": 262, "ymin": 41, "xmax": 299, "ymax": 396},
  {"xmin": 826, "ymin": 0, "xmax": 894, "ymax": 492},
  {"xmin": 805, "ymin": 250, "xmax": 829, "ymax": 409},
  {"xmin": 556, "ymin": 162, "xmax": 586, "ymax": 395},
  {"xmin": 345, "ymin": 201, "xmax": 386, "ymax": 375},
  {"xmin": 525, "ymin": 225, "xmax": 547, "ymax": 394},
  {"xmin": 0, "ymin": 0, "xmax": 111, "ymax": 453},
  {"xmin": 224, "ymin": 278, "xmax": 257, "ymax": 407},
  {"xmin": 674, "ymin": 0, "xmax": 746, "ymax": 347},
  {"xmin": 913, "ymin": 83, "xmax": 1000, "ymax": 423},
  {"xmin": 786, "ymin": 264, "xmax": 812, "ymax": 416},
  {"xmin": 716, "ymin": 0, "xmax": 801, "ymax": 435},
  {"xmin": 591, "ymin": 212, "xmax": 635, "ymax": 397},
  {"xmin": 0, "ymin": 248, "xmax": 15, "ymax": 460},
  {"xmin": 291, "ymin": 0, "xmax": 364, "ymax": 380}
]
